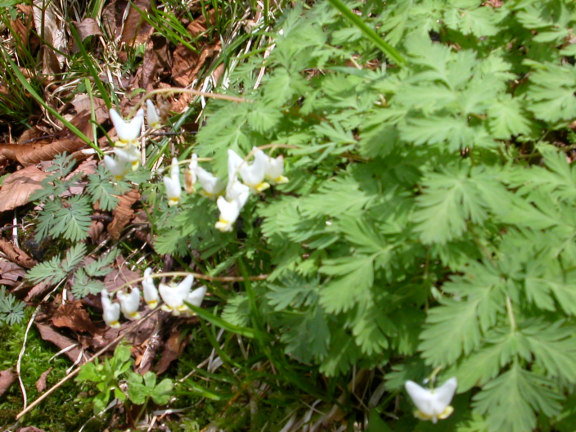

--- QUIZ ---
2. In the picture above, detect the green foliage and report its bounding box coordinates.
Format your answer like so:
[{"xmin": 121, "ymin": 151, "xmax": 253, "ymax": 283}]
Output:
[
  {"xmin": 32, "ymin": 153, "xmax": 125, "ymax": 243},
  {"xmin": 77, "ymin": 344, "xmax": 173, "ymax": 415},
  {"xmin": 0, "ymin": 286, "xmax": 25, "ymax": 325},
  {"xmin": 156, "ymin": 0, "xmax": 576, "ymax": 430},
  {"xmin": 27, "ymin": 244, "xmax": 115, "ymax": 298}
]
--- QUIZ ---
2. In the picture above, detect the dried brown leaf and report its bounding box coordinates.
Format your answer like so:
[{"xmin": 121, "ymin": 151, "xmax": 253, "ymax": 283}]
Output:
[
  {"xmin": 0, "ymin": 260, "xmax": 26, "ymax": 286},
  {"xmin": 0, "ymin": 368, "xmax": 16, "ymax": 397},
  {"xmin": 0, "ymin": 138, "xmax": 86, "ymax": 166},
  {"xmin": 156, "ymin": 327, "xmax": 189, "ymax": 374},
  {"xmin": 0, "ymin": 165, "xmax": 47, "ymax": 213},
  {"xmin": 35, "ymin": 367, "xmax": 52, "ymax": 393},
  {"xmin": 36, "ymin": 322, "xmax": 87, "ymax": 363},
  {"xmin": 25, "ymin": 282, "xmax": 51, "ymax": 301},
  {"xmin": 104, "ymin": 256, "xmax": 141, "ymax": 292},
  {"xmin": 0, "ymin": 239, "xmax": 37, "ymax": 269},
  {"xmin": 51, "ymin": 301, "xmax": 96, "ymax": 334},
  {"xmin": 74, "ymin": 18, "xmax": 103, "ymax": 40},
  {"xmin": 108, "ymin": 188, "xmax": 140, "ymax": 240},
  {"xmin": 32, "ymin": 0, "xmax": 68, "ymax": 74},
  {"xmin": 120, "ymin": 0, "xmax": 152, "ymax": 46}
]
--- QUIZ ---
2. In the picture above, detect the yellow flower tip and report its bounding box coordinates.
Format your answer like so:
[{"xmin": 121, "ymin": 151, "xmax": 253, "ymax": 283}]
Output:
[
  {"xmin": 146, "ymin": 300, "xmax": 158, "ymax": 309},
  {"xmin": 161, "ymin": 304, "xmax": 173, "ymax": 313},
  {"xmin": 109, "ymin": 321, "xmax": 121, "ymax": 328},
  {"xmin": 131, "ymin": 161, "xmax": 140, "ymax": 171},
  {"xmin": 176, "ymin": 305, "xmax": 188, "ymax": 311},
  {"xmin": 150, "ymin": 121, "xmax": 161, "ymax": 129},
  {"xmin": 414, "ymin": 405, "xmax": 454, "ymax": 422},
  {"xmin": 274, "ymin": 176, "xmax": 289, "ymax": 184},
  {"xmin": 167, "ymin": 196, "xmax": 180, "ymax": 206},
  {"xmin": 114, "ymin": 174, "xmax": 125, "ymax": 181},
  {"xmin": 215, "ymin": 218, "xmax": 232, "ymax": 232},
  {"xmin": 254, "ymin": 182, "xmax": 270, "ymax": 193},
  {"xmin": 128, "ymin": 311, "xmax": 141, "ymax": 320}
]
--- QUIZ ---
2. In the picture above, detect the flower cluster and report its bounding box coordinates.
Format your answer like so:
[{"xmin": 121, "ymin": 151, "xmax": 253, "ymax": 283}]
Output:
[
  {"xmin": 100, "ymin": 269, "xmax": 207, "ymax": 328},
  {"xmin": 404, "ymin": 377, "xmax": 458, "ymax": 423},
  {"xmin": 184, "ymin": 148, "xmax": 288, "ymax": 232},
  {"xmin": 104, "ymin": 101, "xmax": 161, "ymax": 180}
]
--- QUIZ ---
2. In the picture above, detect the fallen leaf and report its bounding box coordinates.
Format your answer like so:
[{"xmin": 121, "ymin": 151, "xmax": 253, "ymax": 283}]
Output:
[
  {"xmin": 104, "ymin": 256, "xmax": 141, "ymax": 292},
  {"xmin": 74, "ymin": 18, "xmax": 103, "ymax": 40},
  {"xmin": 0, "ymin": 138, "xmax": 87, "ymax": 165},
  {"xmin": 156, "ymin": 327, "xmax": 189, "ymax": 374},
  {"xmin": 51, "ymin": 301, "xmax": 96, "ymax": 334},
  {"xmin": 35, "ymin": 367, "xmax": 52, "ymax": 393},
  {"xmin": 120, "ymin": 0, "xmax": 152, "ymax": 46},
  {"xmin": 0, "ymin": 165, "xmax": 47, "ymax": 213},
  {"xmin": 0, "ymin": 239, "xmax": 37, "ymax": 269},
  {"xmin": 0, "ymin": 368, "xmax": 16, "ymax": 397},
  {"xmin": 35, "ymin": 322, "xmax": 87, "ymax": 364},
  {"xmin": 0, "ymin": 260, "xmax": 26, "ymax": 286},
  {"xmin": 25, "ymin": 282, "xmax": 51, "ymax": 301},
  {"xmin": 108, "ymin": 188, "xmax": 140, "ymax": 240},
  {"xmin": 32, "ymin": 0, "xmax": 68, "ymax": 74}
]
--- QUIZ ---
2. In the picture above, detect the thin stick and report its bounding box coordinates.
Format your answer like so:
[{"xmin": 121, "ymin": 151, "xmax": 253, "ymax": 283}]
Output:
[{"xmin": 16, "ymin": 308, "xmax": 160, "ymax": 420}]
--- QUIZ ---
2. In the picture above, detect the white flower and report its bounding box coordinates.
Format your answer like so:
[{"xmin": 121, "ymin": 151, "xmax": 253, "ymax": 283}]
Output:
[
  {"xmin": 104, "ymin": 155, "xmax": 129, "ymax": 180},
  {"xmin": 101, "ymin": 290, "xmax": 121, "ymax": 328},
  {"xmin": 110, "ymin": 108, "xmax": 144, "ymax": 147},
  {"xmin": 229, "ymin": 148, "xmax": 270, "ymax": 193},
  {"xmin": 146, "ymin": 100, "xmax": 161, "ymax": 129},
  {"xmin": 225, "ymin": 178, "xmax": 250, "ymax": 210},
  {"xmin": 159, "ymin": 275, "xmax": 193, "ymax": 315},
  {"xmin": 405, "ymin": 377, "xmax": 457, "ymax": 423},
  {"xmin": 114, "ymin": 145, "xmax": 140, "ymax": 171},
  {"xmin": 163, "ymin": 158, "xmax": 181, "ymax": 206},
  {"xmin": 260, "ymin": 150, "xmax": 288, "ymax": 184},
  {"xmin": 185, "ymin": 154, "xmax": 198, "ymax": 193},
  {"xmin": 215, "ymin": 196, "xmax": 241, "ymax": 232},
  {"xmin": 196, "ymin": 165, "xmax": 225, "ymax": 197},
  {"xmin": 116, "ymin": 288, "xmax": 141, "ymax": 320},
  {"xmin": 142, "ymin": 268, "xmax": 159, "ymax": 309},
  {"xmin": 186, "ymin": 285, "xmax": 207, "ymax": 308}
]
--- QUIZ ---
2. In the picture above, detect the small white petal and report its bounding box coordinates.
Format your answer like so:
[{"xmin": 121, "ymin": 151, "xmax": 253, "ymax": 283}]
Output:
[
  {"xmin": 104, "ymin": 155, "xmax": 128, "ymax": 179},
  {"xmin": 227, "ymin": 149, "xmax": 244, "ymax": 183},
  {"xmin": 239, "ymin": 148, "xmax": 269, "ymax": 192},
  {"xmin": 146, "ymin": 100, "xmax": 161, "ymax": 128},
  {"xmin": 159, "ymin": 275, "xmax": 193, "ymax": 314},
  {"xmin": 117, "ymin": 288, "xmax": 141, "ymax": 320},
  {"xmin": 226, "ymin": 178, "xmax": 250, "ymax": 209},
  {"xmin": 187, "ymin": 285, "xmax": 207, "ymax": 308},
  {"xmin": 142, "ymin": 268, "xmax": 159, "ymax": 309},
  {"xmin": 215, "ymin": 196, "xmax": 240, "ymax": 232},
  {"xmin": 110, "ymin": 108, "xmax": 144, "ymax": 144},
  {"xmin": 101, "ymin": 290, "xmax": 121, "ymax": 328},
  {"xmin": 163, "ymin": 158, "xmax": 181, "ymax": 206},
  {"xmin": 196, "ymin": 166, "xmax": 225, "ymax": 197},
  {"xmin": 405, "ymin": 377, "xmax": 457, "ymax": 422}
]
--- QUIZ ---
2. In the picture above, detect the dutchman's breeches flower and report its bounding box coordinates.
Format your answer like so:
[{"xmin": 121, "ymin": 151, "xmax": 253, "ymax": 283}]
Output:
[
  {"xmin": 159, "ymin": 275, "xmax": 193, "ymax": 315},
  {"xmin": 229, "ymin": 148, "xmax": 270, "ymax": 193},
  {"xmin": 185, "ymin": 154, "xmax": 199, "ymax": 193},
  {"xmin": 146, "ymin": 100, "xmax": 161, "ymax": 129},
  {"xmin": 109, "ymin": 108, "xmax": 144, "ymax": 147},
  {"xmin": 195, "ymin": 165, "xmax": 225, "ymax": 197},
  {"xmin": 142, "ymin": 267, "xmax": 159, "ymax": 309},
  {"xmin": 101, "ymin": 290, "xmax": 121, "ymax": 328},
  {"xmin": 226, "ymin": 178, "xmax": 250, "ymax": 210},
  {"xmin": 164, "ymin": 158, "xmax": 182, "ymax": 206},
  {"xmin": 262, "ymin": 152, "xmax": 288, "ymax": 184},
  {"xmin": 215, "ymin": 196, "xmax": 241, "ymax": 232},
  {"xmin": 187, "ymin": 285, "xmax": 207, "ymax": 308},
  {"xmin": 405, "ymin": 377, "xmax": 457, "ymax": 423},
  {"xmin": 104, "ymin": 155, "xmax": 129, "ymax": 180},
  {"xmin": 117, "ymin": 288, "xmax": 141, "ymax": 320},
  {"xmin": 114, "ymin": 146, "xmax": 141, "ymax": 171}
]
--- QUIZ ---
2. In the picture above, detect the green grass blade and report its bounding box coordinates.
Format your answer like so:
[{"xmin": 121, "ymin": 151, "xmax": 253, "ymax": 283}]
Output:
[
  {"xmin": 6, "ymin": 57, "xmax": 94, "ymax": 147},
  {"xmin": 327, "ymin": 0, "xmax": 406, "ymax": 66},
  {"xmin": 186, "ymin": 302, "xmax": 256, "ymax": 339}
]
